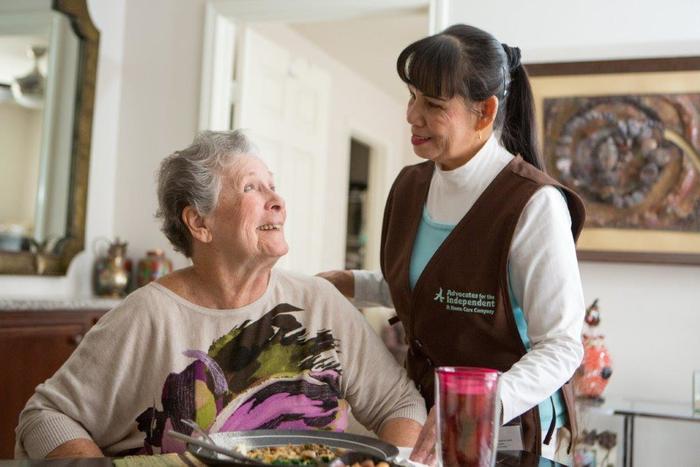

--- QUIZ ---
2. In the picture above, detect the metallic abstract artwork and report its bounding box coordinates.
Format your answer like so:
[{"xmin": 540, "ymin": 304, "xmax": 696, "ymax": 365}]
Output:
[{"xmin": 544, "ymin": 94, "xmax": 700, "ymax": 232}]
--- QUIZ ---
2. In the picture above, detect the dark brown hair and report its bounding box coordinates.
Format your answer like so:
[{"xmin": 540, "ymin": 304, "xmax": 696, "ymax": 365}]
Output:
[{"xmin": 397, "ymin": 24, "xmax": 543, "ymax": 170}]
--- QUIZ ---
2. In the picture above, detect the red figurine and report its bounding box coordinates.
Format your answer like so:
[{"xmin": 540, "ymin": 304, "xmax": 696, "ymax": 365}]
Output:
[{"xmin": 575, "ymin": 299, "xmax": 613, "ymax": 401}]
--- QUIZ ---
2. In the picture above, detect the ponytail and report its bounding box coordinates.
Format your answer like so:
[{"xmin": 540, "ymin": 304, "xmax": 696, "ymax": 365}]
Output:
[{"xmin": 501, "ymin": 63, "xmax": 544, "ymax": 171}]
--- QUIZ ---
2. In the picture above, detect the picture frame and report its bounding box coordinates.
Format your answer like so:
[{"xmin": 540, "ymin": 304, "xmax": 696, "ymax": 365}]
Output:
[{"xmin": 525, "ymin": 57, "xmax": 700, "ymax": 265}]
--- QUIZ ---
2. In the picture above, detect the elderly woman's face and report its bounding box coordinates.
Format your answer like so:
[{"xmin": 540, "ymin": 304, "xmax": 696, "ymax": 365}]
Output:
[
  {"xmin": 207, "ymin": 155, "xmax": 288, "ymax": 263},
  {"xmin": 406, "ymin": 85, "xmax": 483, "ymax": 170}
]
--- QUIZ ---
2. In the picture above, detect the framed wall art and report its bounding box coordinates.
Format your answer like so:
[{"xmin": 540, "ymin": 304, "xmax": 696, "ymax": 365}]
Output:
[{"xmin": 526, "ymin": 57, "xmax": 700, "ymax": 265}]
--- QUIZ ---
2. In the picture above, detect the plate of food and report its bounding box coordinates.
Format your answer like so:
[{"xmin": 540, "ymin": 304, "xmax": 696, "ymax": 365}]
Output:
[{"xmin": 186, "ymin": 429, "xmax": 400, "ymax": 466}]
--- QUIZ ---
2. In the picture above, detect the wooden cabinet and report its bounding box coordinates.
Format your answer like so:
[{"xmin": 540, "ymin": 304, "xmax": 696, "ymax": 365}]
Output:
[{"xmin": 0, "ymin": 309, "xmax": 107, "ymax": 459}]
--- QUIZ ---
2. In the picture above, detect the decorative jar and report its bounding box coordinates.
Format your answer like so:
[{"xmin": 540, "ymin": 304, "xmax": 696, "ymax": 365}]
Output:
[
  {"xmin": 93, "ymin": 238, "xmax": 131, "ymax": 297},
  {"xmin": 136, "ymin": 249, "xmax": 173, "ymax": 288}
]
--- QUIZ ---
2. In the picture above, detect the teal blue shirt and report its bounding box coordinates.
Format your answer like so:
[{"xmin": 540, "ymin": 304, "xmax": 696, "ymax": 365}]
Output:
[{"xmin": 408, "ymin": 206, "xmax": 566, "ymax": 429}]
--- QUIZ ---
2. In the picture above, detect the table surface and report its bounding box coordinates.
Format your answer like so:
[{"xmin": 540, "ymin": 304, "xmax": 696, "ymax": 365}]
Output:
[
  {"xmin": 579, "ymin": 395, "xmax": 700, "ymax": 422},
  {"xmin": 0, "ymin": 450, "xmax": 564, "ymax": 467}
]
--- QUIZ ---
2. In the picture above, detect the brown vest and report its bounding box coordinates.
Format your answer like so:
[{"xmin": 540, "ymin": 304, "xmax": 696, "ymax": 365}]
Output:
[{"xmin": 380, "ymin": 156, "xmax": 585, "ymax": 455}]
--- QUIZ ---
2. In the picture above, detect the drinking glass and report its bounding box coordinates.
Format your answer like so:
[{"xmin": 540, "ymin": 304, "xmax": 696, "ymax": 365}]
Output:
[{"xmin": 435, "ymin": 366, "xmax": 501, "ymax": 467}]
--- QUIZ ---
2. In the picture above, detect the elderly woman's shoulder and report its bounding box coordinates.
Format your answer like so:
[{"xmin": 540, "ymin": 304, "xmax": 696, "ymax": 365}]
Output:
[
  {"xmin": 100, "ymin": 282, "xmax": 172, "ymax": 324},
  {"xmin": 273, "ymin": 269, "xmax": 360, "ymax": 323},
  {"xmin": 274, "ymin": 268, "xmax": 345, "ymax": 298}
]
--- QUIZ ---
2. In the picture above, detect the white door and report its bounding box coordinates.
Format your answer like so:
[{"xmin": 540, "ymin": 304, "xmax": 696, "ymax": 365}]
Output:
[{"xmin": 237, "ymin": 27, "xmax": 331, "ymax": 275}]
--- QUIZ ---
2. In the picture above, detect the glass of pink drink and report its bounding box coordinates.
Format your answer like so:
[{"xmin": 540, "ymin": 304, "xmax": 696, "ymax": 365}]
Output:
[{"xmin": 435, "ymin": 367, "xmax": 501, "ymax": 467}]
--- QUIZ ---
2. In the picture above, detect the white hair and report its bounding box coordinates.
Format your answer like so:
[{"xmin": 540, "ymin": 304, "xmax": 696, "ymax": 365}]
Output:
[{"xmin": 156, "ymin": 129, "xmax": 259, "ymax": 256}]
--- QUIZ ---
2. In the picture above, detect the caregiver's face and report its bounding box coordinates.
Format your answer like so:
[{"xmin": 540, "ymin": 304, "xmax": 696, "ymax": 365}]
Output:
[{"xmin": 406, "ymin": 85, "xmax": 481, "ymax": 170}]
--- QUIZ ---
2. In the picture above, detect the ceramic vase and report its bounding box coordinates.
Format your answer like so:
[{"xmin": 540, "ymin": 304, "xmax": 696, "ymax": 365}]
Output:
[{"xmin": 136, "ymin": 249, "xmax": 173, "ymax": 288}]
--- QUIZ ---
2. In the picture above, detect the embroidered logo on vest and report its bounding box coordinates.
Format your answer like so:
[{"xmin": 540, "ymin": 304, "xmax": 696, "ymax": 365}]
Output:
[
  {"xmin": 433, "ymin": 287, "xmax": 445, "ymax": 303},
  {"xmin": 434, "ymin": 288, "xmax": 496, "ymax": 315}
]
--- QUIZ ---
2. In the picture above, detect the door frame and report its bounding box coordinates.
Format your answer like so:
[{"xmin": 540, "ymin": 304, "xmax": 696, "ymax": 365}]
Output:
[
  {"xmin": 198, "ymin": 0, "xmax": 444, "ymax": 131},
  {"xmin": 198, "ymin": 0, "xmax": 442, "ymax": 269},
  {"xmin": 344, "ymin": 127, "xmax": 388, "ymax": 272}
]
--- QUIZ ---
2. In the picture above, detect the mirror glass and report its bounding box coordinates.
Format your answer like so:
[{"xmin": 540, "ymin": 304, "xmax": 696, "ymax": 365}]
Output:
[
  {"xmin": 0, "ymin": 0, "xmax": 97, "ymax": 275},
  {"xmin": 0, "ymin": 8, "xmax": 79, "ymax": 252}
]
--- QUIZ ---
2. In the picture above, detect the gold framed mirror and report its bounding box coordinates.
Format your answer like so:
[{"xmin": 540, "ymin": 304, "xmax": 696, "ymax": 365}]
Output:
[{"xmin": 0, "ymin": 0, "xmax": 99, "ymax": 275}]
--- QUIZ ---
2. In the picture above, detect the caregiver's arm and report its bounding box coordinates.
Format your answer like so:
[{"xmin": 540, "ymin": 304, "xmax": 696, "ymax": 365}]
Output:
[{"xmin": 317, "ymin": 269, "xmax": 394, "ymax": 308}]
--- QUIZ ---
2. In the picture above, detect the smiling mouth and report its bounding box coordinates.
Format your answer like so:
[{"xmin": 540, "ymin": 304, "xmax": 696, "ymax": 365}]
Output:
[
  {"xmin": 411, "ymin": 135, "xmax": 431, "ymax": 145},
  {"xmin": 257, "ymin": 224, "xmax": 282, "ymax": 231}
]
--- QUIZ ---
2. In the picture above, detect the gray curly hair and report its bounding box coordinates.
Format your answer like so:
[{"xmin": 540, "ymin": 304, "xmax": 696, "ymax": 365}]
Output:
[{"xmin": 156, "ymin": 130, "xmax": 259, "ymax": 257}]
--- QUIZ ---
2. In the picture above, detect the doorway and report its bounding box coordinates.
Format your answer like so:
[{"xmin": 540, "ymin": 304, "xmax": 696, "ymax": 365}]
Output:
[
  {"xmin": 345, "ymin": 138, "xmax": 371, "ymax": 270},
  {"xmin": 200, "ymin": 2, "xmax": 429, "ymax": 273}
]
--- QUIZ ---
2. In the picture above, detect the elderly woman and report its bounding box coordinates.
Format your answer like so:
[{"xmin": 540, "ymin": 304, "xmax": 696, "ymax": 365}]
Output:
[{"xmin": 15, "ymin": 130, "xmax": 425, "ymax": 459}]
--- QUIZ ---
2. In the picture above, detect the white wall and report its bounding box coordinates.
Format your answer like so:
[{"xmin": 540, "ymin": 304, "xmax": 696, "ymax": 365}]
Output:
[
  {"xmin": 446, "ymin": 2, "xmax": 700, "ymax": 465},
  {"xmin": 249, "ymin": 23, "xmax": 411, "ymax": 272},
  {"xmin": 290, "ymin": 10, "xmax": 428, "ymax": 103},
  {"xmin": 582, "ymin": 262, "xmax": 700, "ymax": 403},
  {"xmin": 447, "ymin": 0, "xmax": 700, "ymax": 62},
  {"xmin": 111, "ymin": 0, "xmax": 205, "ymax": 273},
  {"xmin": 579, "ymin": 262, "xmax": 700, "ymax": 465}
]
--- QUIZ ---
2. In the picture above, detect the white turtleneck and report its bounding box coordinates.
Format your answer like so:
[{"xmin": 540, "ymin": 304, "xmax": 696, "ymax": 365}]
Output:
[
  {"xmin": 352, "ymin": 135, "xmax": 585, "ymax": 425},
  {"xmin": 425, "ymin": 134, "xmax": 512, "ymax": 224}
]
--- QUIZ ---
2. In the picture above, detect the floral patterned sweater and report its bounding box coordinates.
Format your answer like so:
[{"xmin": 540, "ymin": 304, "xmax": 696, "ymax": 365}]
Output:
[{"xmin": 16, "ymin": 269, "xmax": 426, "ymax": 458}]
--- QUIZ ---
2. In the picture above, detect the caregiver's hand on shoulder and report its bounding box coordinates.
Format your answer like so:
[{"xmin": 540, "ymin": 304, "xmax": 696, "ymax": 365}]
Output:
[
  {"xmin": 316, "ymin": 270, "xmax": 354, "ymax": 298},
  {"xmin": 410, "ymin": 405, "xmax": 437, "ymax": 466}
]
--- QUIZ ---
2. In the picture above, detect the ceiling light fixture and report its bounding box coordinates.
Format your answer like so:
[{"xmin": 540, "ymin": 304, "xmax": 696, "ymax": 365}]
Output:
[{"xmin": 10, "ymin": 45, "xmax": 47, "ymax": 109}]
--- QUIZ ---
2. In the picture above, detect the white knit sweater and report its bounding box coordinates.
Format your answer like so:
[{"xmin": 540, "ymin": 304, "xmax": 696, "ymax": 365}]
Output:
[{"xmin": 16, "ymin": 269, "xmax": 426, "ymax": 458}]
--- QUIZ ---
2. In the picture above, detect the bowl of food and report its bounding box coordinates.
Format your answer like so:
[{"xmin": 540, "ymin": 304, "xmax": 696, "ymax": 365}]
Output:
[
  {"xmin": 187, "ymin": 430, "xmax": 399, "ymax": 466},
  {"xmin": 239, "ymin": 442, "xmax": 341, "ymax": 465},
  {"xmin": 331, "ymin": 451, "xmax": 401, "ymax": 467}
]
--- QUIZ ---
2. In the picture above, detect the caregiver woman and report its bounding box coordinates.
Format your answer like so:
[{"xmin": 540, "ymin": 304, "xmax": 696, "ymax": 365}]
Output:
[{"xmin": 319, "ymin": 24, "xmax": 586, "ymax": 464}]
